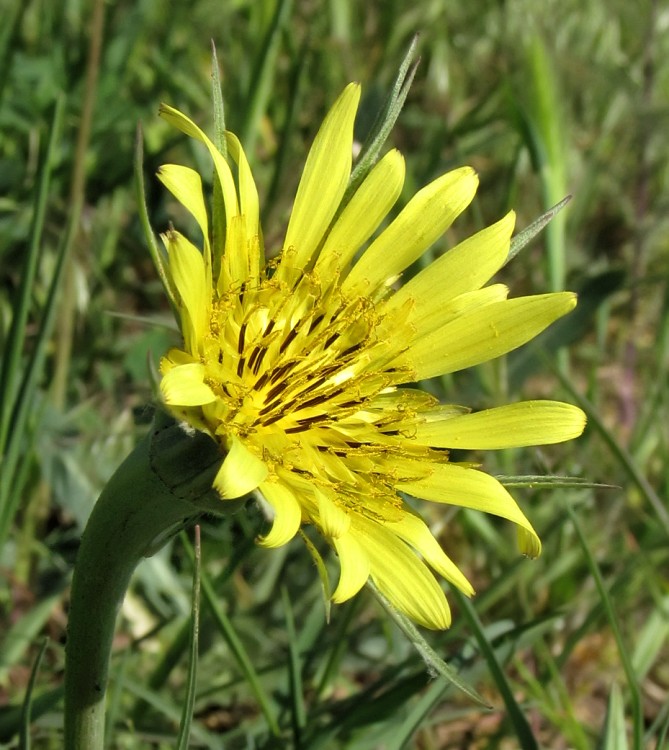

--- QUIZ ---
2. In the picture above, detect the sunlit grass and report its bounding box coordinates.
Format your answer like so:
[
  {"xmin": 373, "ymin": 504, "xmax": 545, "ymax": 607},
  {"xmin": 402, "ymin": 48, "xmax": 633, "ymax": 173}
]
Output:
[{"xmin": 1, "ymin": 1, "xmax": 668, "ymax": 747}]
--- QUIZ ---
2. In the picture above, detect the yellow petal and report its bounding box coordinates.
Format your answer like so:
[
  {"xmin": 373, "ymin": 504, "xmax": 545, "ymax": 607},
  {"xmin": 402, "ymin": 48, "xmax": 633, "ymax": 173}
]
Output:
[
  {"xmin": 385, "ymin": 511, "xmax": 474, "ymax": 595},
  {"xmin": 219, "ymin": 214, "xmax": 252, "ymax": 292},
  {"xmin": 213, "ymin": 436, "xmax": 268, "ymax": 499},
  {"xmin": 163, "ymin": 230, "xmax": 209, "ymax": 353},
  {"xmin": 257, "ymin": 481, "xmax": 302, "ymax": 548},
  {"xmin": 332, "ymin": 532, "xmax": 370, "ymax": 602},
  {"xmin": 379, "ymin": 285, "xmax": 509, "ymax": 347},
  {"xmin": 156, "ymin": 164, "xmax": 211, "ymax": 277},
  {"xmin": 342, "ymin": 166, "xmax": 478, "ymax": 297},
  {"xmin": 398, "ymin": 464, "xmax": 541, "ymax": 558},
  {"xmin": 355, "ymin": 515, "xmax": 451, "ymax": 629},
  {"xmin": 317, "ymin": 490, "xmax": 351, "ymax": 539},
  {"xmin": 386, "ymin": 211, "xmax": 515, "ymax": 318},
  {"xmin": 225, "ymin": 132, "xmax": 261, "ymax": 260},
  {"xmin": 414, "ymin": 400, "xmax": 587, "ymax": 449},
  {"xmin": 160, "ymin": 348, "xmax": 198, "ymax": 373},
  {"xmin": 281, "ymin": 83, "xmax": 361, "ymax": 275},
  {"xmin": 316, "ymin": 149, "xmax": 405, "ymax": 276},
  {"xmin": 401, "ymin": 292, "xmax": 577, "ymax": 379},
  {"xmin": 159, "ymin": 104, "xmax": 240, "ymax": 229},
  {"xmin": 160, "ymin": 363, "xmax": 216, "ymax": 406}
]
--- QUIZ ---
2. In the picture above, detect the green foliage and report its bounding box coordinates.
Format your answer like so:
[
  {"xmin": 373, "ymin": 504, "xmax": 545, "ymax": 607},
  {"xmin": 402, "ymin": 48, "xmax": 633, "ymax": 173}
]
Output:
[{"xmin": 2, "ymin": 0, "xmax": 668, "ymax": 747}]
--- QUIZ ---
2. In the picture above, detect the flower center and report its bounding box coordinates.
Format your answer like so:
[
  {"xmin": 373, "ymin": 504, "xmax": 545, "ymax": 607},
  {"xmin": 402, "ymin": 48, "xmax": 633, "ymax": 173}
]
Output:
[{"xmin": 200, "ymin": 273, "xmax": 403, "ymax": 453}]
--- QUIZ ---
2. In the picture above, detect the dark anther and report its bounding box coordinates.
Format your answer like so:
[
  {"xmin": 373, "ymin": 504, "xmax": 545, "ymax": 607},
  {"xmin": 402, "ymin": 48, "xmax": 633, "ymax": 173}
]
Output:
[
  {"xmin": 298, "ymin": 393, "xmax": 331, "ymax": 410},
  {"xmin": 324, "ymin": 332, "xmax": 340, "ymax": 349},
  {"xmin": 269, "ymin": 360, "xmax": 297, "ymax": 384},
  {"xmin": 238, "ymin": 322, "xmax": 247, "ymax": 355},
  {"xmin": 309, "ymin": 313, "xmax": 325, "ymax": 333},
  {"xmin": 265, "ymin": 379, "xmax": 287, "ymax": 404},
  {"xmin": 262, "ymin": 413, "xmax": 283, "ymax": 426},
  {"xmin": 337, "ymin": 399, "xmax": 361, "ymax": 409},
  {"xmin": 279, "ymin": 326, "xmax": 299, "ymax": 354},
  {"xmin": 254, "ymin": 371, "xmax": 270, "ymax": 390},
  {"xmin": 341, "ymin": 342, "xmax": 363, "ymax": 358}
]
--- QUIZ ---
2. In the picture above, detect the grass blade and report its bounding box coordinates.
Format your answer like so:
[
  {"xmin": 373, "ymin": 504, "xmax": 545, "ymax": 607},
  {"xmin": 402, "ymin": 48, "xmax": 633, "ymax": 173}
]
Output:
[
  {"xmin": 282, "ymin": 586, "xmax": 306, "ymax": 746},
  {"xmin": 18, "ymin": 637, "xmax": 48, "ymax": 750},
  {"xmin": 565, "ymin": 501, "xmax": 643, "ymax": 750},
  {"xmin": 369, "ymin": 580, "xmax": 489, "ymax": 707},
  {"xmin": 518, "ymin": 36, "xmax": 568, "ymax": 292},
  {"xmin": 181, "ymin": 534, "xmax": 280, "ymax": 736},
  {"xmin": 506, "ymin": 196, "xmax": 571, "ymax": 267},
  {"xmin": 554, "ymin": 367, "xmax": 669, "ymax": 539},
  {"xmin": 176, "ymin": 525, "xmax": 201, "ymax": 750},
  {"xmin": 452, "ymin": 590, "xmax": 539, "ymax": 750},
  {"xmin": 343, "ymin": 34, "xmax": 419, "ymax": 206},
  {"xmin": 0, "ymin": 94, "xmax": 64, "ymax": 455},
  {"xmin": 134, "ymin": 122, "xmax": 176, "ymax": 310},
  {"xmin": 385, "ymin": 676, "xmax": 451, "ymax": 750},
  {"xmin": 240, "ymin": 0, "xmax": 293, "ymax": 155},
  {"xmin": 597, "ymin": 683, "xmax": 629, "ymax": 750}
]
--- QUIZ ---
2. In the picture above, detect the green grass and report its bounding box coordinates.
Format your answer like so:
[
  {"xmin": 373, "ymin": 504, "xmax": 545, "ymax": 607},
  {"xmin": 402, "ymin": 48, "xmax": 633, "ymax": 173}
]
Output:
[{"xmin": 2, "ymin": 0, "xmax": 668, "ymax": 747}]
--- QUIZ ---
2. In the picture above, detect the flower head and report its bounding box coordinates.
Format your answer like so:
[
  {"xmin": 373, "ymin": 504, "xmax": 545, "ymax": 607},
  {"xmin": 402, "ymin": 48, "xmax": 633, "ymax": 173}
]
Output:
[{"xmin": 155, "ymin": 83, "xmax": 585, "ymax": 629}]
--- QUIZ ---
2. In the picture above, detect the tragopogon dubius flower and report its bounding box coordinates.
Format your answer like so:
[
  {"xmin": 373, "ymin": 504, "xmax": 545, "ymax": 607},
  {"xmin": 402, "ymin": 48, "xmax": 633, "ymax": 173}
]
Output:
[{"xmin": 155, "ymin": 83, "xmax": 585, "ymax": 629}]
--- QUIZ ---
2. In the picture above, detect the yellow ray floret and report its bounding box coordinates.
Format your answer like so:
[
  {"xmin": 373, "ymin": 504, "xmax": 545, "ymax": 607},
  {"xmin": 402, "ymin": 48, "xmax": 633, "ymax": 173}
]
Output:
[{"xmin": 154, "ymin": 83, "xmax": 586, "ymax": 629}]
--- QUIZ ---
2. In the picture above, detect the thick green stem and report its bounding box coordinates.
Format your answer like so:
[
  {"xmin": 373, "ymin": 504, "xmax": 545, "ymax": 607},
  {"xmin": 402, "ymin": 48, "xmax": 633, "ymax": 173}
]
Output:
[{"xmin": 64, "ymin": 413, "xmax": 235, "ymax": 749}]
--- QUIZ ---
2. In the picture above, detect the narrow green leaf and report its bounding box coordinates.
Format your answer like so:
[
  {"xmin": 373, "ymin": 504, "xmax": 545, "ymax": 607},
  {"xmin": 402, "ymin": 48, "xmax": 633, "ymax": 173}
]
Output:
[
  {"xmin": 314, "ymin": 599, "xmax": 360, "ymax": 698},
  {"xmin": 210, "ymin": 41, "xmax": 227, "ymax": 159},
  {"xmin": 452, "ymin": 590, "xmax": 539, "ymax": 750},
  {"xmin": 654, "ymin": 707, "xmax": 669, "ymax": 750},
  {"xmin": 0, "ymin": 592, "xmax": 62, "ymax": 683},
  {"xmin": 300, "ymin": 530, "xmax": 331, "ymax": 623},
  {"xmin": 597, "ymin": 683, "xmax": 629, "ymax": 750},
  {"xmin": 282, "ymin": 586, "xmax": 307, "ymax": 745},
  {"xmin": 0, "ymin": 687, "xmax": 64, "ymax": 744},
  {"xmin": 508, "ymin": 36, "xmax": 568, "ymax": 294},
  {"xmin": 525, "ymin": 37, "xmax": 568, "ymax": 292},
  {"xmin": 506, "ymin": 195, "xmax": 571, "ymax": 267},
  {"xmin": 263, "ymin": 39, "xmax": 309, "ymax": 214},
  {"xmin": 182, "ymin": 536, "xmax": 280, "ymax": 736},
  {"xmin": 210, "ymin": 41, "xmax": 227, "ymax": 278},
  {"xmin": 0, "ymin": 0, "xmax": 28, "ymax": 102},
  {"xmin": 176, "ymin": 525, "xmax": 202, "ymax": 750},
  {"xmin": 368, "ymin": 580, "xmax": 489, "ymax": 707},
  {"xmin": 565, "ymin": 502, "xmax": 643, "ymax": 750},
  {"xmin": 0, "ymin": 95, "xmax": 64, "ymax": 456},
  {"xmin": 240, "ymin": 0, "xmax": 293, "ymax": 155},
  {"xmin": 18, "ymin": 637, "xmax": 48, "ymax": 750},
  {"xmin": 631, "ymin": 595, "xmax": 669, "ymax": 680},
  {"xmin": 497, "ymin": 475, "xmax": 617, "ymax": 490},
  {"xmin": 134, "ymin": 122, "xmax": 176, "ymax": 310},
  {"xmin": 555, "ymin": 369, "xmax": 669, "ymax": 540},
  {"xmin": 119, "ymin": 678, "xmax": 225, "ymax": 749},
  {"xmin": 342, "ymin": 34, "xmax": 420, "ymax": 207},
  {"xmin": 385, "ymin": 676, "xmax": 451, "ymax": 750}
]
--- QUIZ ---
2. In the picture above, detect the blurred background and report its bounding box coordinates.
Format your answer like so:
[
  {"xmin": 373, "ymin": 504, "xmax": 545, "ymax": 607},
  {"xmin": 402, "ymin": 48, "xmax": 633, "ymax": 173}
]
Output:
[{"xmin": 1, "ymin": 0, "xmax": 668, "ymax": 747}]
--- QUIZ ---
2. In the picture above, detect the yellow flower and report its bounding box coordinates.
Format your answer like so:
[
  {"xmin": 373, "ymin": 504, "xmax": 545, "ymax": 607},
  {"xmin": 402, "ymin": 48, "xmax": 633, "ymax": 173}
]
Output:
[{"xmin": 154, "ymin": 83, "xmax": 585, "ymax": 629}]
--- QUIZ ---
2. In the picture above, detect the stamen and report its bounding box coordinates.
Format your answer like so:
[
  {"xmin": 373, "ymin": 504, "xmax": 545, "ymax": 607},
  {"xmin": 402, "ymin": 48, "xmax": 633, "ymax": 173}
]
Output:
[
  {"xmin": 254, "ymin": 370, "xmax": 270, "ymax": 390},
  {"xmin": 308, "ymin": 313, "xmax": 325, "ymax": 333},
  {"xmin": 324, "ymin": 332, "xmax": 340, "ymax": 349},
  {"xmin": 265, "ymin": 379, "xmax": 289, "ymax": 404},
  {"xmin": 279, "ymin": 326, "xmax": 299, "ymax": 354}
]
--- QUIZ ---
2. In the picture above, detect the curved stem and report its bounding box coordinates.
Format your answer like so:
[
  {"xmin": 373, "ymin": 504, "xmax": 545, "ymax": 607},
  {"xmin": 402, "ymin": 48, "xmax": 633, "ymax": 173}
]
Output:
[{"xmin": 64, "ymin": 413, "xmax": 233, "ymax": 749}]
